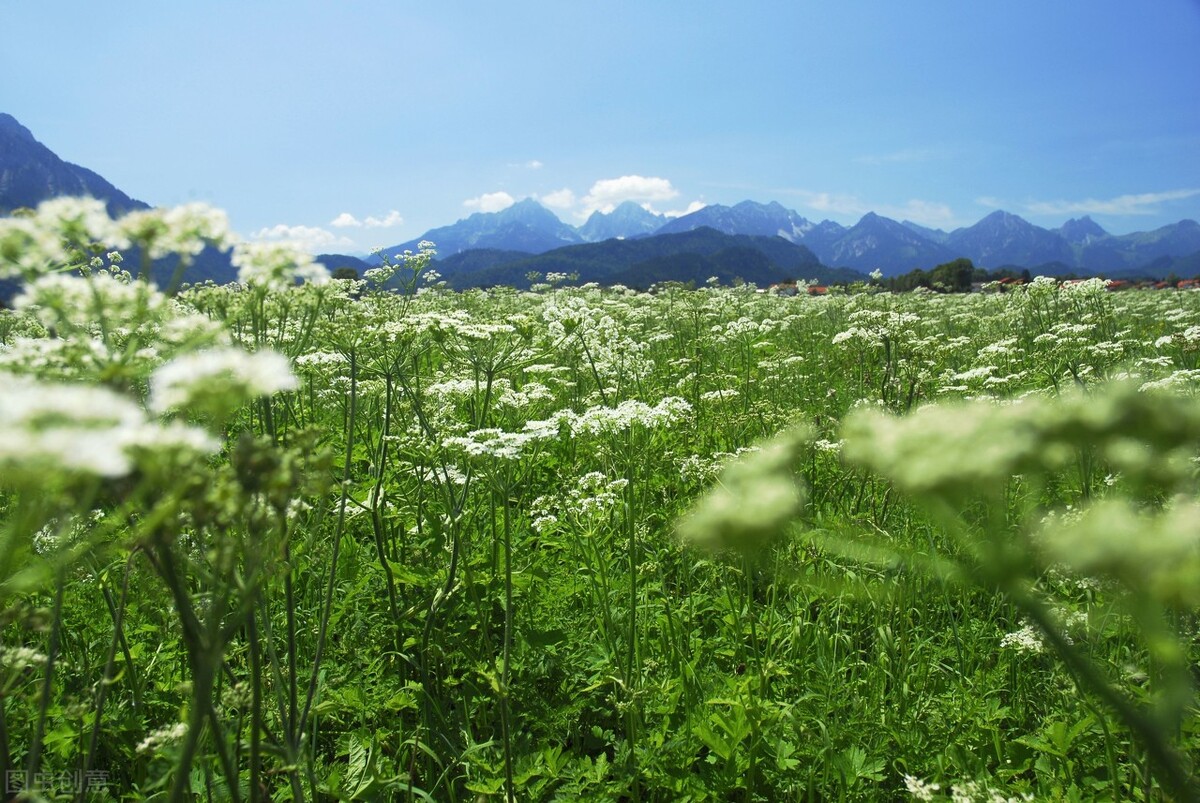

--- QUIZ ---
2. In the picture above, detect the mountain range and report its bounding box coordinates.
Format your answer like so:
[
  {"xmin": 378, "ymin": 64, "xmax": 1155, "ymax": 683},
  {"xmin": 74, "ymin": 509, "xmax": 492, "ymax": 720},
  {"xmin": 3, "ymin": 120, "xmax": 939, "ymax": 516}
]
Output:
[
  {"xmin": 429, "ymin": 227, "xmax": 862, "ymax": 290},
  {"xmin": 3, "ymin": 111, "xmax": 1199, "ymax": 292},
  {"xmin": 379, "ymin": 198, "xmax": 1200, "ymax": 280}
]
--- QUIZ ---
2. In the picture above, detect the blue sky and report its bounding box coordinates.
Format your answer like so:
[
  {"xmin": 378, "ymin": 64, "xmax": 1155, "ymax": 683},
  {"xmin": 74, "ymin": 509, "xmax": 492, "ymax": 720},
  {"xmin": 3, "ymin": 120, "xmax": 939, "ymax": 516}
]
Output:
[{"xmin": 3, "ymin": 1, "xmax": 1199, "ymax": 254}]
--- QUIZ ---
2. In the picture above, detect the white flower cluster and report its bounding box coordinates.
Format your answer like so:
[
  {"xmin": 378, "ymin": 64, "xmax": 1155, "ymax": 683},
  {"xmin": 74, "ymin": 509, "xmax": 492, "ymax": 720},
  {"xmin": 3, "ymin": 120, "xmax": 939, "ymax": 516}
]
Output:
[
  {"xmin": 0, "ymin": 198, "xmax": 111, "ymax": 278},
  {"xmin": 0, "ymin": 198, "xmax": 233, "ymax": 280},
  {"xmin": 295, "ymin": 350, "xmax": 350, "ymax": 374},
  {"xmin": 496, "ymin": 382, "xmax": 556, "ymax": 409},
  {"xmin": 700, "ymin": 388, "xmax": 740, "ymax": 403},
  {"xmin": 904, "ymin": 774, "xmax": 1034, "ymax": 802},
  {"xmin": 530, "ymin": 471, "xmax": 629, "ymax": 532},
  {"xmin": 114, "ymin": 203, "xmax": 233, "ymax": 258},
  {"xmin": 442, "ymin": 417, "xmax": 562, "ymax": 460},
  {"xmin": 363, "ymin": 241, "xmax": 437, "ymax": 285},
  {"xmin": 0, "ymin": 335, "xmax": 109, "ymax": 381},
  {"xmin": 427, "ymin": 378, "xmax": 480, "ymax": 397},
  {"xmin": 148, "ymin": 348, "xmax": 298, "ymax": 414},
  {"xmin": 711, "ymin": 315, "xmax": 778, "ymax": 341},
  {"xmin": 31, "ymin": 509, "xmax": 105, "ymax": 554},
  {"xmin": 677, "ymin": 430, "xmax": 807, "ymax": 554},
  {"xmin": 443, "ymin": 428, "xmax": 541, "ymax": 460},
  {"xmin": 232, "ymin": 241, "xmax": 329, "ymax": 290},
  {"xmin": 678, "ymin": 446, "xmax": 762, "ymax": 483},
  {"xmin": 383, "ymin": 310, "xmax": 517, "ymax": 342},
  {"xmin": 569, "ymin": 471, "xmax": 629, "ymax": 514},
  {"xmin": 541, "ymin": 295, "xmax": 654, "ymax": 382},
  {"xmin": 903, "ymin": 775, "xmax": 940, "ymax": 801},
  {"xmin": 999, "ymin": 623, "xmax": 1045, "ymax": 654},
  {"xmin": 565, "ymin": 396, "xmax": 692, "ymax": 437},
  {"xmin": 1139, "ymin": 369, "xmax": 1200, "ymax": 393},
  {"xmin": 15, "ymin": 271, "xmax": 169, "ymax": 332},
  {"xmin": 0, "ymin": 375, "xmax": 218, "ymax": 479},
  {"xmin": 832, "ymin": 309, "xmax": 922, "ymax": 348},
  {"xmin": 137, "ymin": 722, "xmax": 188, "ymax": 754},
  {"xmin": 438, "ymin": 395, "xmax": 690, "ymax": 458},
  {"xmin": 0, "ymin": 644, "xmax": 49, "ymax": 671}
]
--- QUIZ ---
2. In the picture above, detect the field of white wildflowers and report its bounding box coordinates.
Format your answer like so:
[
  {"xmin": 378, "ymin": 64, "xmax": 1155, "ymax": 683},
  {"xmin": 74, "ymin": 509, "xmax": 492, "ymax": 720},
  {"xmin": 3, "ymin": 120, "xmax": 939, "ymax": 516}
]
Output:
[{"xmin": 1, "ymin": 199, "xmax": 1198, "ymax": 801}]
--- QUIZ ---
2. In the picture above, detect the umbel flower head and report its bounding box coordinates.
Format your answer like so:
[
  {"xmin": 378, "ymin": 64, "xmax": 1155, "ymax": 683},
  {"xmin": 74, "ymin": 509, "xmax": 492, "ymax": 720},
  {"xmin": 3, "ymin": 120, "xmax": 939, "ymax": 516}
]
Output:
[
  {"xmin": 677, "ymin": 426, "xmax": 810, "ymax": 555},
  {"xmin": 0, "ymin": 374, "xmax": 217, "ymax": 481},
  {"xmin": 0, "ymin": 197, "xmax": 111, "ymax": 279},
  {"xmin": 231, "ymin": 241, "xmax": 329, "ymax": 290},
  {"xmin": 1036, "ymin": 498, "xmax": 1200, "ymax": 609},
  {"xmin": 842, "ymin": 381, "xmax": 1200, "ymax": 502},
  {"xmin": 149, "ymin": 347, "xmax": 298, "ymax": 418}
]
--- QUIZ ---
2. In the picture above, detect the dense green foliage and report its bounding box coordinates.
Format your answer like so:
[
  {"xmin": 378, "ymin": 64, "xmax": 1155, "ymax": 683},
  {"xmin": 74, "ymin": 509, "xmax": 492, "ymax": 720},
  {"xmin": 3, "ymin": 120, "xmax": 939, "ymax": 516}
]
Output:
[{"xmin": 1, "ymin": 202, "xmax": 1199, "ymax": 801}]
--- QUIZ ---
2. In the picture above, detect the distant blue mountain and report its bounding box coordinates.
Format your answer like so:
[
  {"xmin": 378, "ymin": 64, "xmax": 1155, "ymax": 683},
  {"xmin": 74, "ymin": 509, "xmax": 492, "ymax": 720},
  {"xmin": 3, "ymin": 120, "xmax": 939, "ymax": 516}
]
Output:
[
  {"xmin": 657, "ymin": 200, "xmax": 816, "ymax": 241},
  {"xmin": 0, "ymin": 113, "xmax": 149, "ymax": 217},
  {"xmin": 1108, "ymin": 219, "xmax": 1200, "ymax": 263},
  {"xmin": 946, "ymin": 210, "xmax": 1075, "ymax": 269},
  {"xmin": 900, "ymin": 220, "xmax": 949, "ymax": 244},
  {"xmin": 823, "ymin": 213, "xmax": 957, "ymax": 275},
  {"xmin": 436, "ymin": 227, "xmax": 860, "ymax": 290},
  {"xmin": 578, "ymin": 200, "xmax": 664, "ymax": 242},
  {"xmin": 1056, "ymin": 215, "xmax": 1107, "ymax": 246},
  {"xmin": 389, "ymin": 196, "xmax": 1200, "ymax": 279},
  {"xmin": 377, "ymin": 198, "xmax": 583, "ymax": 259}
]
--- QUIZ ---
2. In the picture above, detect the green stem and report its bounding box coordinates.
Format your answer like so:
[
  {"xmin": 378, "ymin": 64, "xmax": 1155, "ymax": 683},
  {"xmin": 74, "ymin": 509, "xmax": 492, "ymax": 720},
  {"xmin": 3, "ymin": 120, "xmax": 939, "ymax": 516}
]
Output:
[
  {"xmin": 26, "ymin": 568, "xmax": 65, "ymax": 785},
  {"xmin": 300, "ymin": 349, "xmax": 356, "ymax": 737},
  {"xmin": 84, "ymin": 558, "xmax": 134, "ymax": 782},
  {"xmin": 248, "ymin": 612, "xmax": 263, "ymax": 803},
  {"xmin": 500, "ymin": 491, "xmax": 516, "ymax": 803}
]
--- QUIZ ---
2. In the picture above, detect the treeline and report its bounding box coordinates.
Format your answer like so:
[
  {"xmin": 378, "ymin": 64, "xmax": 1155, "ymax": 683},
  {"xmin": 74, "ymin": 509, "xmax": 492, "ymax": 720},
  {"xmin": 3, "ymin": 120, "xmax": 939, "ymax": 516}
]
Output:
[
  {"xmin": 875, "ymin": 257, "xmax": 1197, "ymax": 293},
  {"xmin": 880, "ymin": 258, "xmax": 1031, "ymax": 293}
]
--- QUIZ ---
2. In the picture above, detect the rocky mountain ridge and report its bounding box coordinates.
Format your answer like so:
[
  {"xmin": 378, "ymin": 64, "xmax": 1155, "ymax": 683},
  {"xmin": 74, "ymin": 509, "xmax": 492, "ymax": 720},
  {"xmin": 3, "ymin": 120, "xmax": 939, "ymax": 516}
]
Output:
[{"xmin": 381, "ymin": 197, "xmax": 1200, "ymax": 278}]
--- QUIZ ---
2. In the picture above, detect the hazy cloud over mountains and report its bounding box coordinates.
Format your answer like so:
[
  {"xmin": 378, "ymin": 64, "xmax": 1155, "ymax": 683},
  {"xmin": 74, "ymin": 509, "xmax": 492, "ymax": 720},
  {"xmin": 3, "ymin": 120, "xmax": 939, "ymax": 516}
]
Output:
[{"xmin": 329, "ymin": 210, "xmax": 404, "ymax": 229}]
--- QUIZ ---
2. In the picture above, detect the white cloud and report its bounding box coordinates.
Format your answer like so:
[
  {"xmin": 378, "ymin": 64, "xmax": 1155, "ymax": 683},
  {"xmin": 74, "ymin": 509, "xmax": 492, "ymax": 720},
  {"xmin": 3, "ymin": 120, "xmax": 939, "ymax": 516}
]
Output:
[
  {"xmin": 800, "ymin": 192, "xmax": 867, "ymax": 217},
  {"xmin": 530, "ymin": 173, "xmax": 698, "ymax": 220},
  {"xmin": 526, "ymin": 160, "xmax": 544, "ymax": 170},
  {"xmin": 330, "ymin": 212, "xmax": 361, "ymax": 228},
  {"xmin": 878, "ymin": 199, "xmax": 957, "ymax": 228},
  {"xmin": 331, "ymin": 210, "xmax": 404, "ymax": 229},
  {"xmin": 581, "ymin": 175, "xmax": 680, "ymax": 215},
  {"xmin": 540, "ymin": 188, "xmax": 577, "ymax": 209},
  {"xmin": 363, "ymin": 210, "xmax": 404, "ymax": 228},
  {"xmin": 252, "ymin": 224, "xmax": 355, "ymax": 254},
  {"xmin": 663, "ymin": 200, "xmax": 707, "ymax": 218},
  {"xmin": 463, "ymin": 191, "xmax": 516, "ymax": 213},
  {"xmin": 1022, "ymin": 189, "xmax": 1200, "ymax": 217}
]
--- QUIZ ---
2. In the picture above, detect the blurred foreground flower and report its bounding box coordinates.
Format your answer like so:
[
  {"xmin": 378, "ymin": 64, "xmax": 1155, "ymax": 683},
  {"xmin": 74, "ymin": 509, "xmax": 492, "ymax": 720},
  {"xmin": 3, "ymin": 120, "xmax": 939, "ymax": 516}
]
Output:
[
  {"xmin": 843, "ymin": 382, "xmax": 1200, "ymax": 503},
  {"xmin": 0, "ymin": 374, "xmax": 217, "ymax": 481},
  {"xmin": 149, "ymin": 347, "xmax": 298, "ymax": 418},
  {"xmin": 676, "ymin": 427, "xmax": 809, "ymax": 554},
  {"xmin": 231, "ymin": 241, "xmax": 329, "ymax": 290}
]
